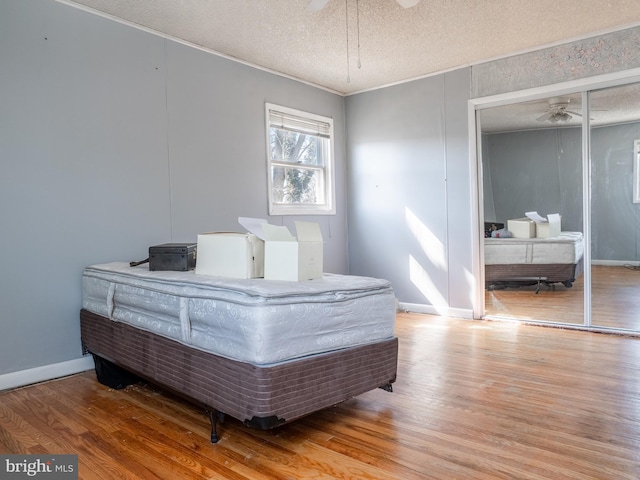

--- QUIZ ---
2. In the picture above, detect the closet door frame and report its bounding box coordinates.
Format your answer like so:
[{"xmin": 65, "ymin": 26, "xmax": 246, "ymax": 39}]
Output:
[{"xmin": 469, "ymin": 68, "xmax": 640, "ymax": 326}]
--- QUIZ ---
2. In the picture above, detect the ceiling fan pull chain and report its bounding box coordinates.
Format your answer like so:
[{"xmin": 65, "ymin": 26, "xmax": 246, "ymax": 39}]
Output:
[{"xmin": 346, "ymin": 0, "xmax": 351, "ymax": 82}]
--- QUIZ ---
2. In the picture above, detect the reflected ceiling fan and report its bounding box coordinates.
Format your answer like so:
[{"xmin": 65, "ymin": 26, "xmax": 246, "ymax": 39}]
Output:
[
  {"xmin": 536, "ymin": 97, "xmax": 583, "ymax": 124},
  {"xmin": 308, "ymin": 0, "xmax": 421, "ymax": 10}
]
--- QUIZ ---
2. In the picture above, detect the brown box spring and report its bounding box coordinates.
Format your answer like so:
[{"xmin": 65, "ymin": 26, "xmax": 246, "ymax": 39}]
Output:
[
  {"xmin": 80, "ymin": 309, "xmax": 398, "ymax": 430},
  {"xmin": 485, "ymin": 257, "xmax": 584, "ymax": 287}
]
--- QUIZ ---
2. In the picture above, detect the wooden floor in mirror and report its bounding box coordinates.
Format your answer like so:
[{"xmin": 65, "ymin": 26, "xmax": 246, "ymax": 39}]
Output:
[
  {"xmin": 2, "ymin": 310, "xmax": 640, "ymax": 479},
  {"xmin": 486, "ymin": 264, "xmax": 640, "ymax": 331}
]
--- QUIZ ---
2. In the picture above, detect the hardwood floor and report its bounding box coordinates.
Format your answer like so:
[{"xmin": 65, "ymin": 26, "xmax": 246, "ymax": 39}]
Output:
[
  {"xmin": 485, "ymin": 265, "xmax": 640, "ymax": 331},
  {"xmin": 2, "ymin": 312, "xmax": 640, "ymax": 479}
]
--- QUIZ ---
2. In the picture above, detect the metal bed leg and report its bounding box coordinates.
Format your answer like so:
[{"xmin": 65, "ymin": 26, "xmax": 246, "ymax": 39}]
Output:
[{"xmin": 207, "ymin": 409, "xmax": 225, "ymax": 443}]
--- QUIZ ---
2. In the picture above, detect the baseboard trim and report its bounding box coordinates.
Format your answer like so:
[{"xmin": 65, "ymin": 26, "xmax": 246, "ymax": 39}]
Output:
[
  {"xmin": 398, "ymin": 302, "xmax": 474, "ymax": 319},
  {"xmin": 0, "ymin": 355, "xmax": 95, "ymax": 392},
  {"xmin": 592, "ymin": 259, "xmax": 640, "ymax": 267}
]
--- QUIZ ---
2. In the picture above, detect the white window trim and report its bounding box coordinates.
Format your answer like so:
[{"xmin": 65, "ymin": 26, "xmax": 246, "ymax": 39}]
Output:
[
  {"xmin": 265, "ymin": 103, "xmax": 336, "ymax": 215},
  {"xmin": 634, "ymin": 139, "xmax": 640, "ymax": 204}
]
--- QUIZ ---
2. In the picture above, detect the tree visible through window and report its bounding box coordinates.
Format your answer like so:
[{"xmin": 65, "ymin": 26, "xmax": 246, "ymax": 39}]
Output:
[{"xmin": 266, "ymin": 103, "xmax": 335, "ymax": 215}]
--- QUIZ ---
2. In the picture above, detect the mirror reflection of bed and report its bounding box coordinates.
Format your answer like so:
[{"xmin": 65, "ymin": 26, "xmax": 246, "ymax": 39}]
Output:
[
  {"xmin": 483, "ymin": 220, "xmax": 586, "ymax": 325},
  {"xmin": 485, "ymin": 228, "xmax": 583, "ymax": 288},
  {"xmin": 479, "ymin": 84, "xmax": 640, "ymax": 332}
]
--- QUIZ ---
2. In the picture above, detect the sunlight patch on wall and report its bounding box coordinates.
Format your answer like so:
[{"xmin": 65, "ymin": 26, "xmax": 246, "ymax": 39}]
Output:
[
  {"xmin": 409, "ymin": 255, "xmax": 448, "ymax": 315},
  {"xmin": 406, "ymin": 206, "xmax": 449, "ymax": 313},
  {"xmin": 405, "ymin": 207, "xmax": 446, "ymax": 270}
]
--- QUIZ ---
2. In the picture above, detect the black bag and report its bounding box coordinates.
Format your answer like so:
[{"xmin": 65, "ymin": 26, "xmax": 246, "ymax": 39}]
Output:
[{"xmin": 93, "ymin": 355, "xmax": 141, "ymax": 390}]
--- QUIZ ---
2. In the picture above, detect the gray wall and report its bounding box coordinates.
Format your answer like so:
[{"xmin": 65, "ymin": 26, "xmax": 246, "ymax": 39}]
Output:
[
  {"xmin": 0, "ymin": 0, "xmax": 347, "ymax": 376},
  {"xmin": 483, "ymin": 128, "xmax": 583, "ymax": 233},
  {"xmin": 483, "ymin": 122, "xmax": 640, "ymax": 261},
  {"xmin": 345, "ymin": 69, "xmax": 472, "ymax": 313},
  {"xmin": 591, "ymin": 122, "xmax": 640, "ymax": 261}
]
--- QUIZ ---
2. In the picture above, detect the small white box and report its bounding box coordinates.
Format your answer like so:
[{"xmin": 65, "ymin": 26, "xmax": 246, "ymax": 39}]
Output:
[
  {"xmin": 263, "ymin": 221, "xmax": 323, "ymax": 281},
  {"xmin": 195, "ymin": 232, "xmax": 264, "ymax": 278},
  {"xmin": 534, "ymin": 213, "xmax": 561, "ymax": 238},
  {"xmin": 507, "ymin": 218, "xmax": 536, "ymax": 238}
]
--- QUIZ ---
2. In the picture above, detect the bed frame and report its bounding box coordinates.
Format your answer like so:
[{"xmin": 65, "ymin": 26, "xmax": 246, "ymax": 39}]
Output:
[{"xmin": 80, "ymin": 309, "xmax": 398, "ymax": 442}]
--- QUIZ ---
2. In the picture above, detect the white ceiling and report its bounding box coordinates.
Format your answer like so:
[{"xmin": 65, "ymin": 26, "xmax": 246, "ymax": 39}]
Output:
[
  {"xmin": 479, "ymin": 83, "xmax": 640, "ymax": 133},
  {"xmin": 62, "ymin": 0, "xmax": 640, "ymax": 96}
]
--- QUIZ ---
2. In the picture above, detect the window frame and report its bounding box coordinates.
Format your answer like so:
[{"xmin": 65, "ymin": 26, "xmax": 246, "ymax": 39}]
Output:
[
  {"xmin": 265, "ymin": 103, "xmax": 336, "ymax": 215},
  {"xmin": 634, "ymin": 139, "xmax": 640, "ymax": 204}
]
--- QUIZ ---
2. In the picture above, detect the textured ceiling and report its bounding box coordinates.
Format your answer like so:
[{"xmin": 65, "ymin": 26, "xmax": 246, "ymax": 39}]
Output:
[
  {"xmin": 62, "ymin": 0, "xmax": 640, "ymax": 96},
  {"xmin": 479, "ymin": 83, "xmax": 640, "ymax": 133}
]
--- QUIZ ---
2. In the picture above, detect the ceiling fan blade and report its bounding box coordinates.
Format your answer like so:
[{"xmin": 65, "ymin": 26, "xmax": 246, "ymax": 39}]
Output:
[
  {"xmin": 567, "ymin": 110, "xmax": 582, "ymax": 117},
  {"xmin": 395, "ymin": 0, "xmax": 421, "ymax": 7},
  {"xmin": 536, "ymin": 112, "xmax": 553, "ymax": 122},
  {"xmin": 307, "ymin": 0, "xmax": 329, "ymax": 11}
]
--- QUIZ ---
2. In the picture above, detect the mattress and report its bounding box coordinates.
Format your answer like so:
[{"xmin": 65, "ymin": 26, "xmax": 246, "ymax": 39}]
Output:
[
  {"xmin": 484, "ymin": 231, "xmax": 583, "ymax": 265},
  {"xmin": 82, "ymin": 262, "xmax": 396, "ymax": 366}
]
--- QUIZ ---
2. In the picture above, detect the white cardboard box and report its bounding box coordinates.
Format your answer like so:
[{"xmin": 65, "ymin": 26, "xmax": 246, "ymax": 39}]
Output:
[
  {"xmin": 507, "ymin": 217, "xmax": 536, "ymax": 238},
  {"xmin": 532, "ymin": 213, "xmax": 561, "ymax": 238},
  {"xmin": 263, "ymin": 221, "xmax": 323, "ymax": 281},
  {"xmin": 195, "ymin": 232, "xmax": 264, "ymax": 278}
]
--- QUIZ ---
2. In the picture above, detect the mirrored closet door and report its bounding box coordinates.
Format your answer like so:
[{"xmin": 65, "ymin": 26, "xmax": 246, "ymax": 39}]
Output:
[
  {"xmin": 589, "ymin": 83, "xmax": 640, "ymax": 332},
  {"xmin": 478, "ymin": 81, "xmax": 640, "ymax": 332},
  {"xmin": 478, "ymin": 95, "xmax": 584, "ymax": 325}
]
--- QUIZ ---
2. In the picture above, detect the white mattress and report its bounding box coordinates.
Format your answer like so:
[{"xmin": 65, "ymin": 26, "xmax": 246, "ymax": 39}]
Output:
[
  {"xmin": 484, "ymin": 231, "xmax": 584, "ymax": 265},
  {"xmin": 82, "ymin": 262, "xmax": 396, "ymax": 366}
]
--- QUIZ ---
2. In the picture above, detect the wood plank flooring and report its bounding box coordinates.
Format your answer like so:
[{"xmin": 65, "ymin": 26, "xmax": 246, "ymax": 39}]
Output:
[
  {"xmin": 2, "ymin": 312, "xmax": 640, "ymax": 479},
  {"xmin": 485, "ymin": 264, "xmax": 640, "ymax": 331}
]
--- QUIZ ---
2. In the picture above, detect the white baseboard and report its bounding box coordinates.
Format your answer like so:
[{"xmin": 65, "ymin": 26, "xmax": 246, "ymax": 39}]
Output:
[
  {"xmin": 592, "ymin": 259, "xmax": 640, "ymax": 266},
  {"xmin": 398, "ymin": 302, "xmax": 474, "ymax": 319},
  {"xmin": 0, "ymin": 355, "xmax": 95, "ymax": 392}
]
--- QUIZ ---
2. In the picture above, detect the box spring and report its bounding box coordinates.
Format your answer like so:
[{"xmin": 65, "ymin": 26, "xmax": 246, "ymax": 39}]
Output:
[
  {"xmin": 80, "ymin": 309, "xmax": 398, "ymax": 432},
  {"xmin": 485, "ymin": 257, "xmax": 584, "ymax": 287}
]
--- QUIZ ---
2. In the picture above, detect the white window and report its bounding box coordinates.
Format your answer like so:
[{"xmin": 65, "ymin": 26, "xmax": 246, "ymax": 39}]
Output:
[{"xmin": 265, "ymin": 103, "xmax": 335, "ymax": 215}]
